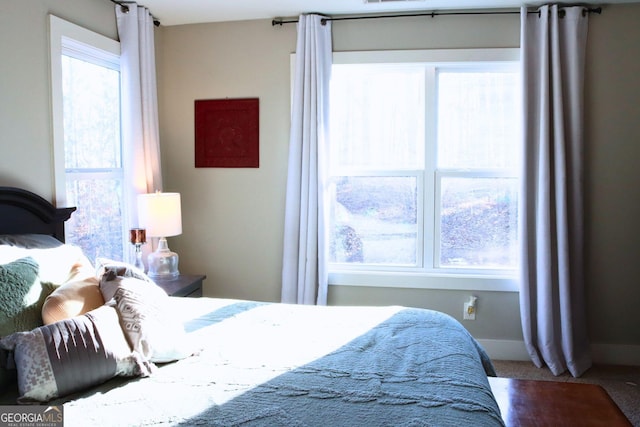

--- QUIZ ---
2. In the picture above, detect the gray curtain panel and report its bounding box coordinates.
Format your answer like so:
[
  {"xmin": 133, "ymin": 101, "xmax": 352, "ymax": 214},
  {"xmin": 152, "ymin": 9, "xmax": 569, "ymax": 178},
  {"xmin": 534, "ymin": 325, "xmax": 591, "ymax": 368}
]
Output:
[{"xmin": 519, "ymin": 4, "xmax": 592, "ymax": 377}]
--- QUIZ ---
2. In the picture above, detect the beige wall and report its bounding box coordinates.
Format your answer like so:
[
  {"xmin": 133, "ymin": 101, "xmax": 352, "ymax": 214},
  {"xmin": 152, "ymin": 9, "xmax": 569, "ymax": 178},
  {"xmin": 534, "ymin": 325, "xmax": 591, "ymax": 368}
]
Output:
[
  {"xmin": 1, "ymin": 1, "xmax": 639, "ymax": 358},
  {"xmin": 583, "ymin": 6, "xmax": 640, "ymax": 347},
  {"xmin": 158, "ymin": 20, "xmax": 296, "ymax": 302}
]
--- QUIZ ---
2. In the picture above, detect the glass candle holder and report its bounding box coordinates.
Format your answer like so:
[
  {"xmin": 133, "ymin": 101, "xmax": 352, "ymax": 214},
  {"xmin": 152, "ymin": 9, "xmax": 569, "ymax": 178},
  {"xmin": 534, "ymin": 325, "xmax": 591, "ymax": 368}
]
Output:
[{"xmin": 129, "ymin": 228, "xmax": 146, "ymax": 271}]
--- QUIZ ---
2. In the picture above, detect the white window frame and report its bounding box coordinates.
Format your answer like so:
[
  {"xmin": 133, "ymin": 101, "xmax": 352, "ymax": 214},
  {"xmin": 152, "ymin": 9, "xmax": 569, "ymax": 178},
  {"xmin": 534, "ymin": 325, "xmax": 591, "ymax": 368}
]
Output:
[
  {"xmin": 50, "ymin": 15, "xmax": 130, "ymax": 259},
  {"xmin": 327, "ymin": 48, "xmax": 520, "ymax": 292}
]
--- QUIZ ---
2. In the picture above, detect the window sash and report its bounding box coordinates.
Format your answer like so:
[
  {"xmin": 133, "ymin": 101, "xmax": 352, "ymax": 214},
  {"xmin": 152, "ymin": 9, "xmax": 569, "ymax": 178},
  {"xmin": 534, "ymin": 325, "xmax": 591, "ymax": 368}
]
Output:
[
  {"xmin": 50, "ymin": 15, "xmax": 121, "ymax": 206},
  {"xmin": 50, "ymin": 15, "xmax": 126, "ymax": 262},
  {"xmin": 327, "ymin": 49, "xmax": 520, "ymax": 292}
]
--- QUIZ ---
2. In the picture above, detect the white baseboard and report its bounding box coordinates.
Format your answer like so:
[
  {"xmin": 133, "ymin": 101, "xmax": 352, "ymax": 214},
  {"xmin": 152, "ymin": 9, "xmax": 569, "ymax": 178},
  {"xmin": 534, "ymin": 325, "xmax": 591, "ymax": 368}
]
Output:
[{"xmin": 478, "ymin": 339, "xmax": 640, "ymax": 366}]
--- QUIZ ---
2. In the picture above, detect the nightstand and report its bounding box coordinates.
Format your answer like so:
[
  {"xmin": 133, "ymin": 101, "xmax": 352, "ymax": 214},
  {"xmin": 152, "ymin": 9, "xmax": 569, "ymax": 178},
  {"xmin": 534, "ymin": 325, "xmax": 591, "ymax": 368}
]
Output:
[{"xmin": 154, "ymin": 274, "xmax": 206, "ymax": 297}]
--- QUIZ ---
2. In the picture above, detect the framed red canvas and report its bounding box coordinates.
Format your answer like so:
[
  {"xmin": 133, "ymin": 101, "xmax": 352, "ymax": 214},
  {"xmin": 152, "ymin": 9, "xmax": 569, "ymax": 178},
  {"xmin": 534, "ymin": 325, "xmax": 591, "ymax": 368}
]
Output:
[{"xmin": 195, "ymin": 98, "xmax": 259, "ymax": 168}]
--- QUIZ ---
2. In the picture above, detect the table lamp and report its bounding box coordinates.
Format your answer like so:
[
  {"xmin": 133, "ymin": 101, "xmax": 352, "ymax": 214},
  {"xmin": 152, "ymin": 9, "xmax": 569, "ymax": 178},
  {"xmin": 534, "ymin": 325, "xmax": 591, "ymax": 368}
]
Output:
[{"xmin": 137, "ymin": 192, "xmax": 182, "ymax": 280}]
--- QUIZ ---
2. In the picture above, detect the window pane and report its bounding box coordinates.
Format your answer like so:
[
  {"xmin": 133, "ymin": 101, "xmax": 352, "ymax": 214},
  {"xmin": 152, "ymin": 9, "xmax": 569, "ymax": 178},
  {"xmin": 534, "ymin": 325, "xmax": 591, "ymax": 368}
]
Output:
[
  {"xmin": 439, "ymin": 177, "xmax": 518, "ymax": 269},
  {"xmin": 437, "ymin": 71, "xmax": 520, "ymax": 169},
  {"xmin": 65, "ymin": 178, "xmax": 124, "ymax": 263},
  {"xmin": 330, "ymin": 65, "xmax": 425, "ymax": 170},
  {"xmin": 62, "ymin": 55, "xmax": 121, "ymax": 169},
  {"xmin": 330, "ymin": 176, "xmax": 417, "ymax": 266}
]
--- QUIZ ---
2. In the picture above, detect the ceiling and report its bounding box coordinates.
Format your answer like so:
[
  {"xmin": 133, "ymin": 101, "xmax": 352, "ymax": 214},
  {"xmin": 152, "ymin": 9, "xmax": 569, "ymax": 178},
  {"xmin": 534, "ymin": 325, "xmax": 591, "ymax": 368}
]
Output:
[{"xmin": 132, "ymin": 0, "xmax": 624, "ymax": 27}]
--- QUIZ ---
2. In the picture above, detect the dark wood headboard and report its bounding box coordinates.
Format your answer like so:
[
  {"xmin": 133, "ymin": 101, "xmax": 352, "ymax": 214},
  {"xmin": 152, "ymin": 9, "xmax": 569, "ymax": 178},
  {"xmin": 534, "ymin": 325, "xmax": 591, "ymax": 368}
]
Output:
[{"xmin": 0, "ymin": 187, "xmax": 76, "ymax": 242}]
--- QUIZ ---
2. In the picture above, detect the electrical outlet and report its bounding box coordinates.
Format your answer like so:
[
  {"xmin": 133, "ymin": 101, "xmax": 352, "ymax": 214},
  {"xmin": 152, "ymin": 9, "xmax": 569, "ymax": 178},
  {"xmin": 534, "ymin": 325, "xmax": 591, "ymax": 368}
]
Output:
[{"xmin": 463, "ymin": 302, "xmax": 476, "ymax": 320}]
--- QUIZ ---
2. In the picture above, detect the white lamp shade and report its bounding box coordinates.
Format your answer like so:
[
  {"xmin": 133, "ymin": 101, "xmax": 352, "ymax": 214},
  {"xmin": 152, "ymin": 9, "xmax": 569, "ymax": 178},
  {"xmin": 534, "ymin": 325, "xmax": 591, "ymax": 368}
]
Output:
[{"xmin": 137, "ymin": 192, "xmax": 182, "ymax": 238}]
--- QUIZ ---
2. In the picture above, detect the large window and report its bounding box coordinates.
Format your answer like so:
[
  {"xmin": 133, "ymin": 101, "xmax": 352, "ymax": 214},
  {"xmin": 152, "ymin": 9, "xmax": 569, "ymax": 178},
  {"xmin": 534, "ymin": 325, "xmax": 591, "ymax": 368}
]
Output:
[
  {"xmin": 50, "ymin": 16, "xmax": 125, "ymax": 262},
  {"xmin": 328, "ymin": 49, "xmax": 520, "ymax": 291}
]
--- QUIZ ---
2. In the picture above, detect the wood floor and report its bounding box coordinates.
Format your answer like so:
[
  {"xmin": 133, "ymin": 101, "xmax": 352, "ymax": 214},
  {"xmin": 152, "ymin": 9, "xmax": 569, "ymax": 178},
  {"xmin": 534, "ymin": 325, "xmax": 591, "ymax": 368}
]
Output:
[{"xmin": 489, "ymin": 377, "xmax": 632, "ymax": 426}]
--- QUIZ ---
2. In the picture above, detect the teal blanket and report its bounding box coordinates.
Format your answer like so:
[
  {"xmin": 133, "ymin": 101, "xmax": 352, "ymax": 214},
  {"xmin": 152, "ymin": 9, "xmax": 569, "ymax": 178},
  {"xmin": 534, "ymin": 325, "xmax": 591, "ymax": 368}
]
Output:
[{"xmin": 57, "ymin": 298, "xmax": 503, "ymax": 426}]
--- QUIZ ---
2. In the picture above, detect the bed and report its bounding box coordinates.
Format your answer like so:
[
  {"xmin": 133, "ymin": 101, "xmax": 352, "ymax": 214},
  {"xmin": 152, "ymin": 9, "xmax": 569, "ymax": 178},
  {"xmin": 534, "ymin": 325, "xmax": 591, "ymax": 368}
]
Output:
[{"xmin": 0, "ymin": 186, "xmax": 504, "ymax": 426}]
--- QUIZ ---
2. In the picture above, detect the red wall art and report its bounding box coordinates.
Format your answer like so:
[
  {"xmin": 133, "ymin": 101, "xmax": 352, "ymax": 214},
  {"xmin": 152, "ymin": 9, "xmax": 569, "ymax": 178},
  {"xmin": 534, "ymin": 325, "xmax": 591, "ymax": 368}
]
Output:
[{"xmin": 195, "ymin": 98, "xmax": 259, "ymax": 168}]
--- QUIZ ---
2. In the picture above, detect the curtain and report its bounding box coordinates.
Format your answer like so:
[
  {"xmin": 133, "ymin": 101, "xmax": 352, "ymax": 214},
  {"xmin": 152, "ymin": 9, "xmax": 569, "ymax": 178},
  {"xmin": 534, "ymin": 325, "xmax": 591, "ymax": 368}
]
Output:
[
  {"xmin": 519, "ymin": 4, "xmax": 591, "ymax": 377},
  {"xmin": 116, "ymin": 4, "xmax": 163, "ymax": 228},
  {"xmin": 281, "ymin": 15, "xmax": 332, "ymax": 305}
]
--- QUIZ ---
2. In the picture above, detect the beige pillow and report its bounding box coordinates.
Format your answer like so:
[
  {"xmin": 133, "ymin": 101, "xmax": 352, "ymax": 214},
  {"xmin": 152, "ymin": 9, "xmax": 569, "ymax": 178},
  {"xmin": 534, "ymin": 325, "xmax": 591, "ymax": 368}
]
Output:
[{"xmin": 42, "ymin": 277, "xmax": 105, "ymax": 325}]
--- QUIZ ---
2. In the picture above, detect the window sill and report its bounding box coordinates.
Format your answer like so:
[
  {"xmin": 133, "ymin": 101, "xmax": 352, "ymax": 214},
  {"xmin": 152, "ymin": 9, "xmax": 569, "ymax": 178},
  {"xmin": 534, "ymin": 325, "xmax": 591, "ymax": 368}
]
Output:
[{"xmin": 328, "ymin": 270, "xmax": 519, "ymax": 292}]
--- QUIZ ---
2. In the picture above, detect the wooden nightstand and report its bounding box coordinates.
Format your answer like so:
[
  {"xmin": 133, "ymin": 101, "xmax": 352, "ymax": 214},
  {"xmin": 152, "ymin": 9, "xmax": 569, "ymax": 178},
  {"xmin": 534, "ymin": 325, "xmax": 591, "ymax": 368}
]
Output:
[{"xmin": 154, "ymin": 274, "xmax": 206, "ymax": 297}]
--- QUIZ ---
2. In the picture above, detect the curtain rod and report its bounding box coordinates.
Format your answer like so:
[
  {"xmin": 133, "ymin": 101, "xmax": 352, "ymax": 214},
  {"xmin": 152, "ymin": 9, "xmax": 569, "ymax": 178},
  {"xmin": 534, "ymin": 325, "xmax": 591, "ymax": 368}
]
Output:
[
  {"xmin": 271, "ymin": 7, "xmax": 602, "ymax": 26},
  {"xmin": 110, "ymin": 0, "xmax": 161, "ymax": 26}
]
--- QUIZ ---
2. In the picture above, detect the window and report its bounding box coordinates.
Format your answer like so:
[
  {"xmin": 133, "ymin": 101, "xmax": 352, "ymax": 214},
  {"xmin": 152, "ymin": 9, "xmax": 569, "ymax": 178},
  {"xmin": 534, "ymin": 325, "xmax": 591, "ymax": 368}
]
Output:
[
  {"xmin": 327, "ymin": 49, "xmax": 520, "ymax": 291},
  {"xmin": 50, "ymin": 16, "xmax": 125, "ymax": 262}
]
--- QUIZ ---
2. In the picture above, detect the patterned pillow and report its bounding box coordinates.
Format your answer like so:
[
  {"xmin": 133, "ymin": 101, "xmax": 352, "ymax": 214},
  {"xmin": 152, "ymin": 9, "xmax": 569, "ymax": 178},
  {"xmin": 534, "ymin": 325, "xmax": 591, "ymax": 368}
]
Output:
[
  {"xmin": 95, "ymin": 258, "xmax": 154, "ymax": 301},
  {"xmin": 0, "ymin": 305, "xmax": 154, "ymax": 403},
  {"xmin": 99, "ymin": 272, "xmax": 195, "ymax": 363}
]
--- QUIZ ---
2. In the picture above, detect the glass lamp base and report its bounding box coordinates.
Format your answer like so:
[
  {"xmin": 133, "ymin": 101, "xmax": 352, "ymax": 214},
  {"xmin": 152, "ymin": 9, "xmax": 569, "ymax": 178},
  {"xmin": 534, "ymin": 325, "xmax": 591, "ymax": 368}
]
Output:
[{"xmin": 147, "ymin": 237, "xmax": 179, "ymax": 280}]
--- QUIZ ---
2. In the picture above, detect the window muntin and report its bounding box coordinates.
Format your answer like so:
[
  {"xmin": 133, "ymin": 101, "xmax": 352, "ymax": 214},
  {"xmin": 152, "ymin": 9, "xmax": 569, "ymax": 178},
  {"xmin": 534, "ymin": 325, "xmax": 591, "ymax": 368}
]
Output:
[{"xmin": 327, "ymin": 50, "xmax": 520, "ymax": 291}]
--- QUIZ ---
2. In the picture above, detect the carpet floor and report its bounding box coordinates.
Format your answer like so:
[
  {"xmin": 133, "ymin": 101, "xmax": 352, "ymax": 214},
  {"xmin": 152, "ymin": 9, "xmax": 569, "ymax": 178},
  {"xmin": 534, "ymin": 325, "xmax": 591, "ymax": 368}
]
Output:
[{"xmin": 492, "ymin": 360, "xmax": 640, "ymax": 426}]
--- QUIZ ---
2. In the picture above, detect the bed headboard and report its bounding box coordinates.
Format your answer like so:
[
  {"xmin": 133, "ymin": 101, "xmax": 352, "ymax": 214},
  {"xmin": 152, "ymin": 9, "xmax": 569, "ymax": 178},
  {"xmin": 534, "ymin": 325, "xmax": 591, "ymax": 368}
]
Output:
[{"xmin": 0, "ymin": 187, "xmax": 76, "ymax": 242}]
